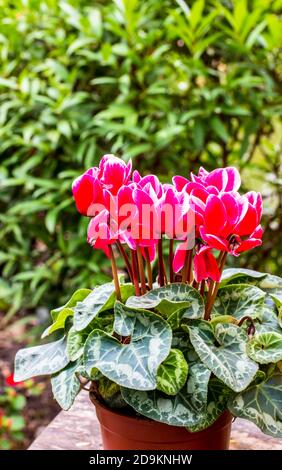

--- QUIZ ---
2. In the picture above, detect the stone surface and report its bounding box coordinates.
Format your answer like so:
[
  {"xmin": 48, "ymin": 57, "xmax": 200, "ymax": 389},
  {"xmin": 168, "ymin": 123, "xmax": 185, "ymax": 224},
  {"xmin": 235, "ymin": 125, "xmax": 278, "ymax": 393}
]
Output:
[{"xmin": 29, "ymin": 392, "xmax": 282, "ymax": 450}]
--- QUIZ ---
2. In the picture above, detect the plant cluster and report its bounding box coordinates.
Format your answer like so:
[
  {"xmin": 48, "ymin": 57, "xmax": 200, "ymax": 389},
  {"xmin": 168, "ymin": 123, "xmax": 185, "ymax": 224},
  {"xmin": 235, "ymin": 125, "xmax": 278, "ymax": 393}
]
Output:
[
  {"xmin": 1, "ymin": 0, "xmax": 281, "ymax": 320},
  {"xmin": 15, "ymin": 157, "xmax": 282, "ymax": 438}
]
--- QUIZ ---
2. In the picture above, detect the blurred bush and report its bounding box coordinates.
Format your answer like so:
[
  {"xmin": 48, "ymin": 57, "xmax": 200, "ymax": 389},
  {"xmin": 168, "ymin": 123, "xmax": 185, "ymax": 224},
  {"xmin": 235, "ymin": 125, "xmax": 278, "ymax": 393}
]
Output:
[{"xmin": 0, "ymin": 0, "xmax": 281, "ymax": 320}]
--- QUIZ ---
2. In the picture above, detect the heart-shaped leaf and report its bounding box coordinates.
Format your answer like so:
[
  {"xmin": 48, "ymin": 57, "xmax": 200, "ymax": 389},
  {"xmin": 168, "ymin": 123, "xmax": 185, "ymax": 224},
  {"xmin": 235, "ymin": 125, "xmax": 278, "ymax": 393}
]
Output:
[
  {"xmin": 220, "ymin": 268, "xmax": 267, "ymax": 287},
  {"xmin": 156, "ymin": 349, "xmax": 188, "ymax": 396},
  {"xmin": 255, "ymin": 300, "xmax": 282, "ymax": 334},
  {"xmin": 66, "ymin": 327, "xmax": 87, "ymax": 361},
  {"xmin": 51, "ymin": 360, "xmax": 81, "ymax": 410},
  {"xmin": 42, "ymin": 307, "xmax": 73, "ymax": 338},
  {"xmin": 246, "ymin": 332, "xmax": 282, "ymax": 364},
  {"xmin": 126, "ymin": 283, "xmax": 204, "ymax": 319},
  {"xmin": 187, "ymin": 321, "xmax": 258, "ymax": 392},
  {"xmin": 122, "ymin": 346, "xmax": 211, "ymax": 427},
  {"xmin": 257, "ymin": 274, "xmax": 282, "ymax": 298},
  {"xmin": 84, "ymin": 304, "xmax": 172, "ymax": 390},
  {"xmin": 51, "ymin": 288, "xmax": 91, "ymax": 321},
  {"xmin": 228, "ymin": 374, "xmax": 282, "ymax": 438},
  {"xmin": 212, "ymin": 284, "xmax": 265, "ymax": 320},
  {"xmin": 14, "ymin": 337, "xmax": 69, "ymax": 381},
  {"xmin": 186, "ymin": 378, "xmax": 233, "ymax": 433},
  {"xmin": 74, "ymin": 283, "xmax": 135, "ymax": 331}
]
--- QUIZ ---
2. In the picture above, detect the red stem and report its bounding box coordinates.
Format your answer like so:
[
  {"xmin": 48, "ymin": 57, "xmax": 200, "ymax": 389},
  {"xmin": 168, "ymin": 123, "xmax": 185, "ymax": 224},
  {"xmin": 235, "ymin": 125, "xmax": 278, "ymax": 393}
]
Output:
[
  {"xmin": 145, "ymin": 247, "xmax": 153, "ymax": 290},
  {"xmin": 158, "ymin": 238, "xmax": 165, "ymax": 287},
  {"xmin": 108, "ymin": 245, "xmax": 121, "ymax": 301},
  {"xmin": 169, "ymin": 239, "xmax": 174, "ymax": 283},
  {"xmin": 116, "ymin": 240, "xmax": 133, "ymax": 283},
  {"xmin": 137, "ymin": 247, "xmax": 147, "ymax": 295},
  {"xmin": 131, "ymin": 249, "xmax": 140, "ymax": 296}
]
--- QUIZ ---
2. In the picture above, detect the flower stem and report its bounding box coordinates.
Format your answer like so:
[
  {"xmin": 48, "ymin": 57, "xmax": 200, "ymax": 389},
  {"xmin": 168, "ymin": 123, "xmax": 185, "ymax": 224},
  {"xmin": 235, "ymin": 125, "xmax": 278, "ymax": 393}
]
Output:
[
  {"xmin": 116, "ymin": 240, "xmax": 133, "ymax": 283},
  {"xmin": 158, "ymin": 238, "xmax": 165, "ymax": 287},
  {"xmin": 182, "ymin": 249, "xmax": 193, "ymax": 283},
  {"xmin": 131, "ymin": 249, "xmax": 141, "ymax": 296},
  {"xmin": 204, "ymin": 251, "xmax": 227, "ymax": 320},
  {"xmin": 108, "ymin": 244, "xmax": 121, "ymax": 301},
  {"xmin": 169, "ymin": 239, "xmax": 174, "ymax": 283},
  {"xmin": 137, "ymin": 247, "xmax": 147, "ymax": 295},
  {"xmin": 200, "ymin": 280, "xmax": 206, "ymax": 298},
  {"xmin": 145, "ymin": 247, "xmax": 153, "ymax": 290}
]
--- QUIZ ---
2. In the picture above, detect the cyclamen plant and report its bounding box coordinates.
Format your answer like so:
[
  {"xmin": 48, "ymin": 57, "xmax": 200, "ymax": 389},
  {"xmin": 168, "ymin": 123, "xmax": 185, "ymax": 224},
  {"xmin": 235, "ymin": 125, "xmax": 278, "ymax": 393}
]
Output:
[{"xmin": 15, "ymin": 156, "xmax": 282, "ymax": 437}]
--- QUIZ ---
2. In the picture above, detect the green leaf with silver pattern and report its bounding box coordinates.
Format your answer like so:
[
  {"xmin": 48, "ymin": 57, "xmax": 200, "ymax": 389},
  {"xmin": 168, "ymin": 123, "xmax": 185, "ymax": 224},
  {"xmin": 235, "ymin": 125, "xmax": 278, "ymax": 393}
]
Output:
[
  {"xmin": 14, "ymin": 337, "xmax": 69, "ymax": 381},
  {"xmin": 187, "ymin": 321, "xmax": 258, "ymax": 392},
  {"xmin": 51, "ymin": 360, "xmax": 81, "ymax": 410},
  {"xmin": 228, "ymin": 374, "xmax": 282, "ymax": 438},
  {"xmin": 126, "ymin": 283, "xmax": 204, "ymax": 319},
  {"xmin": 74, "ymin": 283, "xmax": 135, "ymax": 331},
  {"xmin": 246, "ymin": 332, "xmax": 282, "ymax": 364},
  {"xmin": 156, "ymin": 348, "xmax": 188, "ymax": 396},
  {"xmin": 51, "ymin": 288, "xmax": 91, "ymax": 322},
  {"xmin": 220, "ymin": 268, "xmax": 267, "ymax": 287},
  {"xmin": 186, "ymin": 378, "xmax": 233, "ymax": 433},
  {"xmin": 84, "ymin": 302, "xmax": 172, "ymax": 390},
  {"xmin": 121, "ymin": 346, "xmax": 211, "ymax": 427},
  {"xmin": 212, "ymin": 284, "xmax": 265, "ymax": 320}
]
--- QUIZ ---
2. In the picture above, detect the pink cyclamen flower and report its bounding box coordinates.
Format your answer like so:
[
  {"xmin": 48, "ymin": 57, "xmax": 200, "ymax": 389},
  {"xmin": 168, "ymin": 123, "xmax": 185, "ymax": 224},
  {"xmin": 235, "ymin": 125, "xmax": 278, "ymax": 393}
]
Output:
[
  {"xmin": 194, "ymin": 246, "xmax": 220, "ymax": 283},
  {"xmin": 99, "ymin": 154, "xmax": 132, "ymax": 195},
  {"xmin": 87, "ymin": 209, "xmax": 116, "ymax": 257},
  {"xmin": 72, "ymin": 155, "xmax": 132, "ymax": 216},
  {"xmin": 199, "ymin": 191, "xmax": 263, "ymax": 255},
  {"xmin": 72, "ymin": 167, "xmax": 104, "ymax": 216},
  {"xmin": 173, "ymin": 166, "xmax": 241, "ymax": 197}
]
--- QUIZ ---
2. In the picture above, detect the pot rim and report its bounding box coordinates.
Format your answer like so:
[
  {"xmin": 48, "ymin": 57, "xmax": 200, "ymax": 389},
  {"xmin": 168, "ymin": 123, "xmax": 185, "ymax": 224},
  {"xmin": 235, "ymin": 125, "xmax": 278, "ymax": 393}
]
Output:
[{"xmin": 89, "ymin": 392, "xmax": 233, "ymax": 432}]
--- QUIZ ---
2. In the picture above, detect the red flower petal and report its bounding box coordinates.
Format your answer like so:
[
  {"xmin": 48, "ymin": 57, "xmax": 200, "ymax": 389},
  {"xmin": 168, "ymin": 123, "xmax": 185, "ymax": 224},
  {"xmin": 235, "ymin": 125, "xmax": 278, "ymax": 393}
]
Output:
[{"xmin": 204, "ymin": 195, "xmax": 227, "ymax": 235}]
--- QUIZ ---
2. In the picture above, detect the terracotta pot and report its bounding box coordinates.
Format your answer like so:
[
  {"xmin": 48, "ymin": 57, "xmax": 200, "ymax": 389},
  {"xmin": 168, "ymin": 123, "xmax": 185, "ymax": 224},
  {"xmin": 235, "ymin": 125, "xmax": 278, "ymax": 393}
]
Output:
[{"xmin": 91, "ymin": 397, "xmax": 232, "ymax": 450}]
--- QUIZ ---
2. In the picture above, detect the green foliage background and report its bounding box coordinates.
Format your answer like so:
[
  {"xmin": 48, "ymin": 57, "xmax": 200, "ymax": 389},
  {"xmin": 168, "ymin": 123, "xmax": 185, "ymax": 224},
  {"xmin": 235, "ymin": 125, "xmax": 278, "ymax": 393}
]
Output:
[{"xmin": 0, "ymin": 0, "xmax": 281, "ymax": 319}]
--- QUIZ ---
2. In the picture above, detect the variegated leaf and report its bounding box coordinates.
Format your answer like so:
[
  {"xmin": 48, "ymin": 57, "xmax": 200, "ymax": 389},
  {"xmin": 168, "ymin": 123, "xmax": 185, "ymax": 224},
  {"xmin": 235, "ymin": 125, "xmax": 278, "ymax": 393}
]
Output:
[
  {"xmin": 51, "ymin": 288, "xmax": 91, "ymax": 321},
  {"xmin": 187, "ymin": 321, "xmax": 258, "ymax": 392},
  {"xmin": 255, "ymin": 299, "xmax": 282, "ymax": 334},
  {"xmin": 212, "ymin": 284, "xmax": 265, "ymax": 320},
  {"xmin": 270, "ymin": 294, "xmax": 282, "ymax": 328},
  {"xmin": 156, "ymin": 349, "xmax": 188, "ymax": 396},
  {"xmin": 126, "ymin": 283, "xmax": 204, "ymax": 319},
  {"xmin": 121, "ymin": 345, "xmax": 211, "ymax": 427},
  {"xmin": 42, "ymin": 307, "xmax": 73, "ymax": 338},
  {"xmin": 228, "ymin": 374, "xmax": 282, "ymax": 438},
  {"xmin": 66, "ymin": 327, "xmax": 87, "ymax": 361},
  {"xmin": 84, "ymin": 305, "xmax": 172, "ymax": 390},
  {"xmin": 14, "ymin": 337, "xmax": 69, "ymax": 381},
  {"xmin": 74, "ymin": 283, "xmax": 134, "ymax": 331},
  {"xmin": 186, "ymin": 378, "xmax": 233, "ymax": 433},
  {"xmin": 246, "ymin": 332, "xmax": 282, "ymax": 364},
  {"xmin": 256, "ymin": 274, "xmax": 282, "ymax": 298},
  {"xmin": 51, "ymin": 360, "xmax": 81, "ymax": 410},
  {"xmin": 220, "ymin": 268, "xmax": 267, "ymax": 286}
]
